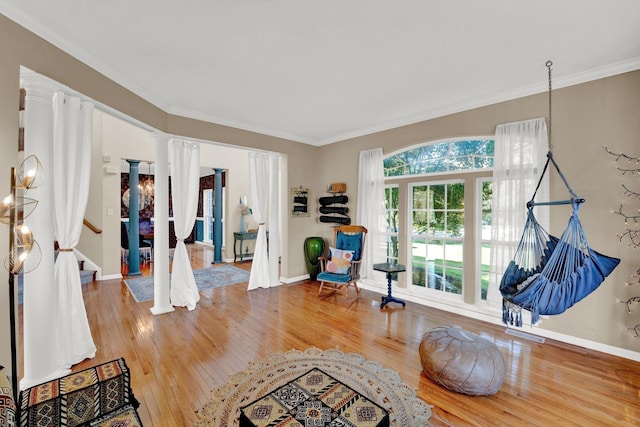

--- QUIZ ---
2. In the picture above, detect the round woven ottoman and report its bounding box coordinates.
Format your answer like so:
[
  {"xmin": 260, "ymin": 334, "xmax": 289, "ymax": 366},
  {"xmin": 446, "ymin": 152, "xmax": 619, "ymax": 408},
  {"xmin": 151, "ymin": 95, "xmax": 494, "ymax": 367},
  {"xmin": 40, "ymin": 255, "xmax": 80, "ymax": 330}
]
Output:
[{"xmin": 419, "ymin": 325, "xmax": 505, "ymax": 396}]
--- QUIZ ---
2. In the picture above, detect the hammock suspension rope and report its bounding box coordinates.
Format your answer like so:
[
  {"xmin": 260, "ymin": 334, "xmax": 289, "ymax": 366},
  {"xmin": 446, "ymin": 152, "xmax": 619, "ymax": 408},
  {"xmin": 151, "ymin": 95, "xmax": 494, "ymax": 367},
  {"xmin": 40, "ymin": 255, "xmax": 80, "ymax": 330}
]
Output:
[{"xmin": 499, "ymin": 61, "xmax": 620, "ymax": 326}]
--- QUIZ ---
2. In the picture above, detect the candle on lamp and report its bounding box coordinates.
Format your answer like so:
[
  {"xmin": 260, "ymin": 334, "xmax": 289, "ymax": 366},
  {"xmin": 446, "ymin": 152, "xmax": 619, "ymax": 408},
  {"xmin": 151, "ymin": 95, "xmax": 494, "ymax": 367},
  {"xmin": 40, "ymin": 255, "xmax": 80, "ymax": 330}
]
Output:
[{"xmin": 23, "ymin": 168, "xmax": 36, "ymax": 188}]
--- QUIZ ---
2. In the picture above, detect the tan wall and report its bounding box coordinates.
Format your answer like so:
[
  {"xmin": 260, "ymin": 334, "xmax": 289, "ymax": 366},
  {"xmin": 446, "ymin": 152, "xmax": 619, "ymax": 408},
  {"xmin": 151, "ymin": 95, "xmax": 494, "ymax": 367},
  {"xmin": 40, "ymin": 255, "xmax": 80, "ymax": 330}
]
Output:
[
  {"xmin": 317, "ymin": 71, "xmax": 640, "ymax": 352},
  {"xmin": 0, "ymin": 25, "xmax": 20, "ymax": 380},
  {"xmin": 78, "ymin": 111, "xmax": 106, "ymax": 273}
]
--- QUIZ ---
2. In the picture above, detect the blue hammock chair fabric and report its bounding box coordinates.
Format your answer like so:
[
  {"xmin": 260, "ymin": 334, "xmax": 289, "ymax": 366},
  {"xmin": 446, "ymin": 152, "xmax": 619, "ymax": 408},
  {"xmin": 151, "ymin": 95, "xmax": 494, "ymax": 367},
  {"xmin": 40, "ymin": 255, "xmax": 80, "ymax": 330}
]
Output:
[{"xmin": 500, "ymin": 152, "xmax": 620, "ymax": 326}]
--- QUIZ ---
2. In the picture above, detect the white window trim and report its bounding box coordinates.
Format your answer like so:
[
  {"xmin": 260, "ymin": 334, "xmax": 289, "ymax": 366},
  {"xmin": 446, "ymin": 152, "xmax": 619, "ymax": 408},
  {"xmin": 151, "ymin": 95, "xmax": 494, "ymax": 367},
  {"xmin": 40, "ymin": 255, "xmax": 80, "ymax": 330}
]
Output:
[{"xmin": 407, "ymin": 179, "xmax": 465, "ymax": 301}]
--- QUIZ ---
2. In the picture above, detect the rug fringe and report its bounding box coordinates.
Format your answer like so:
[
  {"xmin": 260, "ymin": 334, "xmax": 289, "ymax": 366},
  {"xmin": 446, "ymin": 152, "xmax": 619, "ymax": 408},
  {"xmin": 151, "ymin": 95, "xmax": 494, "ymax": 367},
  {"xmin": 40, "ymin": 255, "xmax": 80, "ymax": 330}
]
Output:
[{"xmin": 195, "ymin": 347, "xmax": 432, "ymax": 426}]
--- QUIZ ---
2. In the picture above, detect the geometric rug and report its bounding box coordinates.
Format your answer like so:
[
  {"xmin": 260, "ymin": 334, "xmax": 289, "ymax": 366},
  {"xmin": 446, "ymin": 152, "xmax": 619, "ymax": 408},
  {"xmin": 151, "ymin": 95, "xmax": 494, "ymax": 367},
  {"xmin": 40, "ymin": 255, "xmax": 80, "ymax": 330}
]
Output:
[
  {"xmin": 194, "ymin": 347, "xmax": 432, "ymax": 426},
  {"xmin": 19, "ymin": 358, "xmax": 141, "ymax": 426},
  {"xmin": 124, "ymin": 264, "xmax": 250, "ymax": 303}
]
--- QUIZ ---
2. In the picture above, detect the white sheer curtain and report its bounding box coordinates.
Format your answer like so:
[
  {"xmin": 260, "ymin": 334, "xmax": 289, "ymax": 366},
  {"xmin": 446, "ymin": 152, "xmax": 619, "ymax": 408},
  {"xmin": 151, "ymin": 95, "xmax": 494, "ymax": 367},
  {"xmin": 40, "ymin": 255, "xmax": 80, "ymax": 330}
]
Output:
[
  {"xmin": 267, "ymin": 154, "xmax": 281, "ymax": 287},
  {"xmin": 248, "ymin": 151, "xmax": 280, "ymax": 290},
  {"xmin": 169, "ymin": 139, "xmax": 200, "ymax": 310},
  {"xmin": 486, "ymin": 117, "xmax": 549, "ymax": 308},
  {"xmin": 356, "ymin": 148, "xmax": 386, "ymax": 278},
  {"xmin": 52, "ymin": 91, "xmax": 96, "ymax": 369}
]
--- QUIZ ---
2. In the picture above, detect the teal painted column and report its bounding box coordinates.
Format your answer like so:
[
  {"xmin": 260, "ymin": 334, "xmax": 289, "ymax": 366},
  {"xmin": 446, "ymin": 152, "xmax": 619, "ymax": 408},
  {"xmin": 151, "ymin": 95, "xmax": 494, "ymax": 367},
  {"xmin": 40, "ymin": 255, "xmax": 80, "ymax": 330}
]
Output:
[
  {"xmin": 127, "ymin": 160, "xmax": 142, "ymax": 276},
  {"xmin": 212, "ymin": 168, "xmax": 224, "ymax": 263}
]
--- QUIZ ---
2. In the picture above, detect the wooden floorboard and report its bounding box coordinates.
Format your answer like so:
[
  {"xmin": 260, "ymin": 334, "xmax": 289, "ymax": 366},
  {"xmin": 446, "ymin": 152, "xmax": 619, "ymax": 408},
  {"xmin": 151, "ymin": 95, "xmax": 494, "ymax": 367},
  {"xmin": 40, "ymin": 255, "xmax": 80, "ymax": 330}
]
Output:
[{"xmin": 23, "ymin": 245, "xmax": 640, "ymax": 426}]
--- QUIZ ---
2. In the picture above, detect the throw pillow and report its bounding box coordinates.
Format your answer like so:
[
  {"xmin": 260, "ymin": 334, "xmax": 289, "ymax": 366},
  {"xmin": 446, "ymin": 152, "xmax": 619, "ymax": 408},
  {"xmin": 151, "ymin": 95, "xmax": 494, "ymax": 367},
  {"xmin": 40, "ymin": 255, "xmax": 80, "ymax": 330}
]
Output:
[
  {"xmin": 326, "ymin": 247, "xmax": 354, "ymax": 274},
  {"xmin": 336, "ymin": 232, "xmax": 362, "ymax": 260}
]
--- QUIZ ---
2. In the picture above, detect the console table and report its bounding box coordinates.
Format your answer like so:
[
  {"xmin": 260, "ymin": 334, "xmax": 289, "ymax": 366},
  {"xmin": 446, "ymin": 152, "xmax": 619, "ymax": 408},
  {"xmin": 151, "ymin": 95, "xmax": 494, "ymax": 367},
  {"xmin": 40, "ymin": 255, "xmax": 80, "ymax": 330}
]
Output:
[
  {"xmin": 233, "ymin": 231, "xmax": 268, "ymax": 262},
  {"xmin": 373, "ymin": 262, "xmax": 406, "ymax": 309}
]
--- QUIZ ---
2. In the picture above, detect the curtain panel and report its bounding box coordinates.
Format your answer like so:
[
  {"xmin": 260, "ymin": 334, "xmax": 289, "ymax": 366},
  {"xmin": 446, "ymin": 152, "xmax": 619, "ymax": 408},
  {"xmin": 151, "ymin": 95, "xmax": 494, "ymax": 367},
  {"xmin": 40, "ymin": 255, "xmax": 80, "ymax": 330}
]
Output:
[
  {"xmin": 486, "ymin": 117, "xmax": 549, "ymax": 308},
  {"xmin": 247, "ymin": 151, "xmax": 281, "ymax": 290},
  {"xmin": 169, "ymin": 139, "xmax": 201, "ymax": 310},
  {"xmin": 356, "ymin": 148, "xmax": 386, "ymax": 279},
  {"xmin": 267, "ymin": 154, "xmax": 281, "ymax": 287},
  {"xmin": 52, "ymin": 91, "xmax": 97, "ymax": 370}
]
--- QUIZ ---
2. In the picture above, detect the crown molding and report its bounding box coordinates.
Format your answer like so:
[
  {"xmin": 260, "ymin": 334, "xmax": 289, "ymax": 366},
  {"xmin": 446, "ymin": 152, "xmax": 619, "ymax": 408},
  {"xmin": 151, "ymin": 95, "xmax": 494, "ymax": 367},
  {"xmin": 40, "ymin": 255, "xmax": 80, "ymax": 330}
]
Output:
[{"xmin": 316, "ymin": 57, "xmax": 640, "ymax": 146}]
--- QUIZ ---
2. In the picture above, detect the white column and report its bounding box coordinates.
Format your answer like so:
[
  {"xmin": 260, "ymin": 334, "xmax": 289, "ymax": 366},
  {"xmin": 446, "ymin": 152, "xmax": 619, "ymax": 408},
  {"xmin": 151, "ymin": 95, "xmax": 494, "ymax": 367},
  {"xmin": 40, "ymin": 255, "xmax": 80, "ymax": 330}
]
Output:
[
  {"xmin": 150, "ymin": 133, "xmax": 173, "ymax": 315},
  {"xmin": 20, "ymin": 73, "xmax": 68, "ymax": 387}
]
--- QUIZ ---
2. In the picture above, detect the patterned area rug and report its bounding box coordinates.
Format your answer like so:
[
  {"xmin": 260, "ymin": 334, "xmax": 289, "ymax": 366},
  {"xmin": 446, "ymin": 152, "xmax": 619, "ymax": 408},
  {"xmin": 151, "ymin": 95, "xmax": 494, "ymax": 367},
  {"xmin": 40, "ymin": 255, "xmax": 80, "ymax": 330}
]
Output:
[
  {"xmin": 124, "ymin": 265, "xmax": 250, "ymax": 302},
  {"xmin": 19, "ymin": 358, "xmax": 141, "ymax": 426},
  {"xmin": 194, "ymin": 347, "xmax": 432, "ymax": 426}
]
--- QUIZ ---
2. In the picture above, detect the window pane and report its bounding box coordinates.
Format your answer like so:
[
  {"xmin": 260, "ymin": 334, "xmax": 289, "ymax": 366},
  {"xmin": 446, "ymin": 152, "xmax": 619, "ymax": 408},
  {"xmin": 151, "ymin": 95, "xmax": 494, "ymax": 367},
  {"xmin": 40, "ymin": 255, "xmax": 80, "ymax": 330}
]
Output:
[
  {"xmin": 411, "ymin": 237, "xmax": 427, "ymax": 287},
  {"xmin": 413, "ymin": 211, "xmax": 428, "ymax": 234},
  {"xmin": 430, "ymin": 211, "xmax": 444, "ymax": 235},
  {"xmin": 386, "ymin": 215, "xmax": 398, "ymax": 233},
  {"xmin": 443, "ymin": 240, "xmax": 463, "ymax": 295},
  {"xmin": 413, "ymin": 186, "xmax": 428, "ymax": 209},
  {"xmin": 384, "ymin": 139, "xmax": 494, "ymax": 177},
  {"xmin": 384, "ymin": 185, "xmax": 400, "ymax": 280},
  {"xmin": 423, "ymin": 143, "xmax": 449, "ymax": 159},
  {"xmin": 480, "ymin": 179, "xmax": 493, "ymax": 300},
  {"xmin": 431, "ymin": 185, "xmax": 445, "ymax": 209},
  {"xmin": 449, "ymin": 155, "xmax": 473, "ymax": 171},
  {"xmin": 423, "ymin": 159, "xmax": 448, "ymax": 174},
  {"xmin": 475, "ymin": 139, "xmax": 494, "ymax": 156},
  {"xmin": 426, "ymin": 239, "xmax": 444, "ymax": 291},
  {"xmin": 386, "ymin": 235, "xmax": 399, "ymax": 260},
  {"xmin": 385, "ymin": 186, "xmax": 399, "ymax": 233},
  {"xmin": 409, "ymin": 180, "xmax": 465, "ymax": 298},
  {"xmin": 446, "ymin": 212, "xmax": 464, "ymax": 237},
  {"xmin": 446, "ymin": 183, "xmax": 465, "ymax": 209},
  {"xmin": 386, "ymin": 187, "xmax": 399, "ymax": 209},
  {"xmin": 474, "ymin": 156, "xmax": 493, "ymax": 169},
  {"xmin": 480, "ymin": 242, "xmax": 491, "ymax": 299},
  {"xmin": 481, "ymin": 180, "xmax": 492, "ymax": 240}
]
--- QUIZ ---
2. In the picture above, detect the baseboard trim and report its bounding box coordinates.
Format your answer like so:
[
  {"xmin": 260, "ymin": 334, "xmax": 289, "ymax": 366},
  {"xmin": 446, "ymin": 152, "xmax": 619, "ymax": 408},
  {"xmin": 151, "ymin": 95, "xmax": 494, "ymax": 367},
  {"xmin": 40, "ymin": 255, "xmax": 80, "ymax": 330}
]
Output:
[
  {"xmin": 100, "ymin": 273, "xmax": 123, "ymax": 281},
  {"xmin": 506, "ymin": 328, "xmax": 545, "ymax": 343},
  {"xmin": 357, "ymin": 281, "xmax": 640, "ymax": 362},
  {"xmin": 150, "ymin": 305, "xmax": 175, "ymax": 316},
  {"xmin": 281, "ymin": 274, "xmax": 309, "ymax": 284}
]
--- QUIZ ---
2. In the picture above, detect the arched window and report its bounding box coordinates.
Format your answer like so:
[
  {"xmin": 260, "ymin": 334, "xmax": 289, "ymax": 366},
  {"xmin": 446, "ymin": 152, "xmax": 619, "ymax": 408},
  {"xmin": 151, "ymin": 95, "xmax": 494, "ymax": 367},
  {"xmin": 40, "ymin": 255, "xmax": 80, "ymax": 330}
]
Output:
[
  {"xmin": 384, "ymin": 139, "xmax": 493, "ymax": 177},
  {"xmin": 383, "ymin": 138, "xmax": 494, "ymax": 303}
]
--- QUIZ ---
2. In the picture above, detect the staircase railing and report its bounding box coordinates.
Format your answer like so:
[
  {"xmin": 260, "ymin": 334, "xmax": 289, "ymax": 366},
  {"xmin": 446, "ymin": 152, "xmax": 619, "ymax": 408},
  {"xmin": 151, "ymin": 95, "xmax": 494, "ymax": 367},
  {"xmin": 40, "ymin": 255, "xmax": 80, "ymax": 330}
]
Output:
[{"xmin": 83, "ymin": 218, "xmax": 102, "ymax": 234}]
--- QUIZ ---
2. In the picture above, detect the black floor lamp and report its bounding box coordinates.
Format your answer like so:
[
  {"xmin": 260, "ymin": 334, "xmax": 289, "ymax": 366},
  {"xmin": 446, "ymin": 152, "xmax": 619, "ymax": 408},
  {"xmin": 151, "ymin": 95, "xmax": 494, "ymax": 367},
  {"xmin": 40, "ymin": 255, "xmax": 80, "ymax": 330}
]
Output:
[{"xmin": 1, "ymin": 155, "xmax": 43, "ymax": 401}]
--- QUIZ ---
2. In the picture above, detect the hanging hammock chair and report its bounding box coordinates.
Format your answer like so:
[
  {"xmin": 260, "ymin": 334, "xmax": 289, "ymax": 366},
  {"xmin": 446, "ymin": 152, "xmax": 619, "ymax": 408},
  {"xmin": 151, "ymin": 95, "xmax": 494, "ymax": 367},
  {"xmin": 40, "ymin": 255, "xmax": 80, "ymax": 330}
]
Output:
[{"xmin": 500, "ymin": 151, "xmax": 620, "ymax": 326}]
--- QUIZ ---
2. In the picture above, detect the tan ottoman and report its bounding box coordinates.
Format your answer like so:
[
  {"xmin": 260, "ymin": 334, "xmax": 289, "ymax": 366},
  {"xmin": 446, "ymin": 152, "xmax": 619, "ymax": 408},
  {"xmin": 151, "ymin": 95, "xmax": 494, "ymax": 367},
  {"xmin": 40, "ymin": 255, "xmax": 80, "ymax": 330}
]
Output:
[{"xmin": 419, "ymin": 325, "xmax": 505, "ymax": 396}]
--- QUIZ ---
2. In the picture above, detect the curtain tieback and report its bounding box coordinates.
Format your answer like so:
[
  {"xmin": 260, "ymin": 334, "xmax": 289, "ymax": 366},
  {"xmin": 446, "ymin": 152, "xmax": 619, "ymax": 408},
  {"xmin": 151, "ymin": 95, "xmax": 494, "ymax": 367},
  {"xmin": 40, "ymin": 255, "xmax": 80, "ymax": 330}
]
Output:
[
  {"xmin": 259, "ymin": 223, "xmax": 266, "ymax": 226},
  {"xmin": 58, "ymin": 248, "xmax": 73, "ymax": 252}
]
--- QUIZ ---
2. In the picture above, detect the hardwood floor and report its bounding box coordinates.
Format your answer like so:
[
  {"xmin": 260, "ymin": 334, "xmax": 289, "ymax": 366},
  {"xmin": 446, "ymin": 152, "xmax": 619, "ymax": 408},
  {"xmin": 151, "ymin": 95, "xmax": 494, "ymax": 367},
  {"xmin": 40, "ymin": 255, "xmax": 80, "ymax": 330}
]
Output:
[{"xmin": 49, "ymin": 245, "xmax": 640, "ymax": 425}]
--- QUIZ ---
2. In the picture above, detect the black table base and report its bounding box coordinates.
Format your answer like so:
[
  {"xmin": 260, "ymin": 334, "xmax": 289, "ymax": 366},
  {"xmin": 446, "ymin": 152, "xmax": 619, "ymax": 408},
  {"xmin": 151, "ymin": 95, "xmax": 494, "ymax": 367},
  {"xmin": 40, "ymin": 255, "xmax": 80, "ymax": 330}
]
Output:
[
  {"xmin": 373, "ymin": 263, "xmax": 406, "ymax": 309},
  {"xmin": 381, "ymin": 271, "xmax": 406, "ymax": 309}
]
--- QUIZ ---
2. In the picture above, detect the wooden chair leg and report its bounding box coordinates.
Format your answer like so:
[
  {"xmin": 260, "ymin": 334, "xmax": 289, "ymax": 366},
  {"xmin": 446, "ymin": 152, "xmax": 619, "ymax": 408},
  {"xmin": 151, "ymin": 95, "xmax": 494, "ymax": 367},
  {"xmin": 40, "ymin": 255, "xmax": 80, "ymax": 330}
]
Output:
[
  {"xmin": 353, "ymin": 282, "xmax": 360, "ymax": 294},
  {"xmin": 318, "ymin": 281, "xmax": 325, "ymax": 296}
]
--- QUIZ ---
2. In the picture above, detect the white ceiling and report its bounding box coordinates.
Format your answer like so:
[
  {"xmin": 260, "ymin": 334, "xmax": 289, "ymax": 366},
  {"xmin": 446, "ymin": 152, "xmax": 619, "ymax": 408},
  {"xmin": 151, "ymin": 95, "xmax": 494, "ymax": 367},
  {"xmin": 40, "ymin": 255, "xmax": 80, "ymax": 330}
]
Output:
[{"xmin": 3, "ymin": 1, "xmax": 640, "ymax": 146}]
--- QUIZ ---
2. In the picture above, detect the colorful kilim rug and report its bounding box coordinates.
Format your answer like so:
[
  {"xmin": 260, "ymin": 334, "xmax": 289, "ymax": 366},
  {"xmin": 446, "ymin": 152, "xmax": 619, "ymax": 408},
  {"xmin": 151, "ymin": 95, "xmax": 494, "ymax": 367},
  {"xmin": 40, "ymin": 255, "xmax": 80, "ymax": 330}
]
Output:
[
  {"xmin": 19, "ymin": 358, "xmax": 141, "ymax": 426},
  {"xmin": 124, "ymin": 265, "xmax": 250, "ymax": 303},
  {"xmin": 240, "ymin": 368, "xmax": 390, "ymax": 427},
  {"xmin": 194, "ymin": 348, "xmax": 432, "ymax": 427}
]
